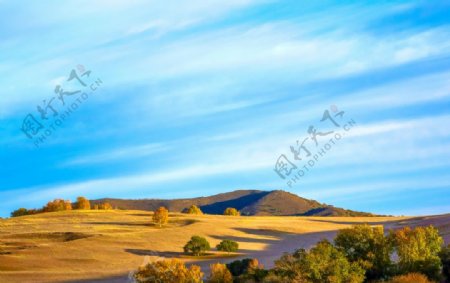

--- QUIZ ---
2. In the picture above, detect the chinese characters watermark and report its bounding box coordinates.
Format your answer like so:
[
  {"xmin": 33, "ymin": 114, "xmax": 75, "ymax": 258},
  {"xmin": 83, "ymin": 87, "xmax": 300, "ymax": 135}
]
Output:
[
  {"xmin": 20, "ymin": 64, "xmax": 103, "ymax": 147},
  {"xmin": 274, "ymin": 105, "xmax": 356, "ymax": 188}
]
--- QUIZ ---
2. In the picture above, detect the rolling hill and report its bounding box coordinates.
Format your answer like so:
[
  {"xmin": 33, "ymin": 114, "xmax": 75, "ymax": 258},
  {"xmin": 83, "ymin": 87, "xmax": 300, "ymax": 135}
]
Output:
[{"xmin": 93, "ymin": 190, "xmax": 377, "ymax": 216}]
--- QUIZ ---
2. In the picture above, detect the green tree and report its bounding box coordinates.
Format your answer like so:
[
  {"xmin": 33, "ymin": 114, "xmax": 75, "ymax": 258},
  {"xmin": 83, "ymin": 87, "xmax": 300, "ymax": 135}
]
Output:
[
  {"xmin": 11, "ymin": 208, "xmax": 30, "ymax": 217},
  {"xmin": 186, "ymin": 205, "xmax": 203, "ymax": 215},
  {"xmin": 439, "ymin": 244, "xmax": 450, "ymax": 282},
  {"xmin": 75, "ymin": 196, "xmax": 91, "ymax": 210},
  {"xmin": 133, "ymin": 258, "xmax": 203, "ymax": 283},
  {"xmin": 273, "ymin": 239, "xmax": 365, "ymax": 283},
  {"xmin": 153, "ymin": 206, "xmax": 169, "ymax": 227},
  {"xmin": 183, "ymin": 235, "xmax": 211, "ymax": 256},
  {"xmin": 216, "ymin": 239, "xmax": 239, "ymax": 253},
  {"xmin": 389, "ymin": 226, "xmax": 443, "ymax": 281},
  {"xmin": 208, "ymin": 263, "xmax": 233, "ymax": 283},
  {"xmin": 224, "ymin": 207, "xmax": 240, "ymax": 216},
  {"xmin": 334, "ymin": 224, "xmax": 393, "ymax": 280},
  {"xmin": 226, "ymin": 258, "xmax": 262, "ymax": 277}
]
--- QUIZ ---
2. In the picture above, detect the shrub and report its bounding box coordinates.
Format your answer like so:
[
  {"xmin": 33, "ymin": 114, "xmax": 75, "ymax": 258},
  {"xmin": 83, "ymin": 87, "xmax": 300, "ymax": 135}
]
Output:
[
  {"xmin": 216, "ymin": 239, "xmax": 239, "ymax": 253},
  {"xmin": 133, "ymin": 258, "xmax": 203, "ymax": 283},
  {"xmin": 334, "ymin": 224, "xmax": 393, "ymax": 280},
  {"xmin": 226, "ymin": 258, "xmax": 261, "ymax": 277},
  {"xmin": 261, "ymin": 272, "xmax": 287, "ymax": 283},
  {"xmin": 98, "ymin": 202, "xmax": 113, "ymax": 210},
  {"xmin": 11, "ymin": 208, "xmax": 33, "ymax": 217},
  {"xmin": 185, "ymin": 205, "xmax": 203, "ymax": 215},
  {"xmin": 389, "ymin": 226, "xmax": 443, "ymax": 281},
  {"xmin": 208, "ymin": 263, "xmax": 233, "ymax": 283},
  {"xmin": 43, "ymin": 199, "xmax": 72, "ymax": 212},
  {"xmin": 64, "ymin": 200, "xmax": 72, "ymax": 210},
  {"xmin": 226, "ymin": 258, "xmax": 266, "ymax": 282},
  {"xmin": 387, "ymin": 272, "xmax": 433, "ymax": 283},
  {"xmin": 223, "ymin": 207, "xmax": 240, "ymax": 216},
  {"xmin": 75, "ymin": 196, "xmax": 91, "ymax": 210},
  {"xmin": 439, "ymin": 244, "xmax": 450, "ymax": 282},
  {"xmin": 153, "ymin": 206, "xmax": 169, "ymax": 227},
  {"xmin": 183, "ymin": 236, "xmax": 211, "ymax": 256}
]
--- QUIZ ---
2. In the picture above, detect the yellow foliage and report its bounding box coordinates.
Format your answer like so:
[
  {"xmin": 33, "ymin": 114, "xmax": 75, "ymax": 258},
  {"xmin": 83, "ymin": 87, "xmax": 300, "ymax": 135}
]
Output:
[
  {"xmin": 209, "ymin": 263, "xmax": 233, "ymax": 283},
  {"xmin": 153, "ymin": 206, "xmax": 169, "ymax": 227},
  {"xmin": 134, "ymin": 259, "xmax": 203, "ymax": 283},
  {"xmin": 387, "ymin": 273, "xmax": 433, "ymax": 283}
]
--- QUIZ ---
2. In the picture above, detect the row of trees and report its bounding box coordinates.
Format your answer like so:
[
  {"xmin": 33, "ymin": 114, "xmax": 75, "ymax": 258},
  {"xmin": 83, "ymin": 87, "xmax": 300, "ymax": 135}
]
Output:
[
  {"xmin": 11, "ymin": 202, "xmax": 241, "ymax": 218},
  {"xmin": 152, "ymin": 206, "xmax": 241, "ymax": 228},
  {"xmin": 183, "ymin": 236, "xmax": 239, "ymax": 256},
  {"xmin": 10, "ymin": 197, "xmax": 113, "ymax": 217},
  {"xmin": 133, "ymin": 224, "xmax": 450, "ymax": 283},
  {"xmin": 184, "ymin": 205, "xmax": 241, "ymax": 216}
]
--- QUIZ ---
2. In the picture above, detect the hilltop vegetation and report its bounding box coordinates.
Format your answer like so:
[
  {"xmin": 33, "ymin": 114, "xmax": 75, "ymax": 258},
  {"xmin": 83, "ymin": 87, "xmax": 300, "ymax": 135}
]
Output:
[
  {"xmin": 10, "ymin": 196, "xmax": 112, "ymax": 217},
  {"xmin": 11, "ymin": 190, "xmax": 378, "ymax": 219},
  {"xmin": 92, "ymin": 190, "xmax": 378, "ymax": 216}
]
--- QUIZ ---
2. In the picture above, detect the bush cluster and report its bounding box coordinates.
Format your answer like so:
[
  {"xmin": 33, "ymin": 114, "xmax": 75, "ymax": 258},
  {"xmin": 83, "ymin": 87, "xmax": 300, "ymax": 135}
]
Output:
[
  {"xmin": 10, "ymin": 196, "xmax": 116, "ymax": 217},
  {"xmin": 184, "ymin": 205, "xmax": 203, "ymax": 215},
  {"xmin": 223, "ymin": 207, "xmax": 240, "ymax": 216},
  {"xmin": 135, "ymin": 224, "xmax": 450, "ymax": 283}
]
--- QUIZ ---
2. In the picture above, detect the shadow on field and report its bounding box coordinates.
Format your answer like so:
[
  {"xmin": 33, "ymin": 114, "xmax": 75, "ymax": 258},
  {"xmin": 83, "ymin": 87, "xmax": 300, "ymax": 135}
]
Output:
[
  {"xmin": 63, "ymin": 275, "xmax": 129, "ymax": 283},
  {"xmin": 124, "ymin": 248, "xmax": 183, "ymax": 257},
  {"xmin": 209, "ymin": 228, "xmax": 289, "ymax": 244},
  {"xmin": 128, "ymin": 213, "xmax": 151, "ymax": 217},
  {"xmin": 63, "ymin": 229, "xmax": 339, "ymax": 283},
  {"xmin": 85, "ymin": 221, "xmax": 151, "ymax": 227},
  {"xmin": 306, "ymin": 218, "xmax": 401, "ymax": 226}
]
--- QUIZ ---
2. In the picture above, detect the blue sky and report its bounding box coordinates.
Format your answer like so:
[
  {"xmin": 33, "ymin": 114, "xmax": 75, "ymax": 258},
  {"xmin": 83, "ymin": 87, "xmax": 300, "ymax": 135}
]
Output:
[{"xmin": 1, "ymin": 0, "xmax": 450, "ymax": 217}]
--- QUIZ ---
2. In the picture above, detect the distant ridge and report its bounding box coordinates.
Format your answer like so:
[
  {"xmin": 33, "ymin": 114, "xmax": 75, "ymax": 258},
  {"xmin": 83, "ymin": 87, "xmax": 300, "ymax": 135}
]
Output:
[{"xmin": 92, "ymin": 190, "xmax": 377, "ymax": 216}]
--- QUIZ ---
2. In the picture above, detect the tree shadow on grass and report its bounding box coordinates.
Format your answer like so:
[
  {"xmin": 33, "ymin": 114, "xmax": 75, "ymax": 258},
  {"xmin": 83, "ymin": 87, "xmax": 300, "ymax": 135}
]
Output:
[
  {"xmin": 63, "ymin": 228, "xmax": 340, "ymax": 283},
  {"xmin": 84, "ymin": 221, "xmax": 152, "ymax": 227},
  {"xmin": 305, "ymin": 218, "xmax": 402, "ymax": 226},
  {"xmin": 124, "ymin": 248, "xmax": 183, "ymax": 257}
]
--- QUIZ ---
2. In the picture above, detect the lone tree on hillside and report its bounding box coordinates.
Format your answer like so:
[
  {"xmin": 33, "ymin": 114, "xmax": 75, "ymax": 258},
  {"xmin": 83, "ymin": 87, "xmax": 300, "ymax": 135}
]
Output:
[
  {"xmin": 217, "ymin": 239, "xmax": 239, "ymax": 253},
  {"xmin": 153, "ymin": 206, "xmax": 169, "ymax": 227},
  {"xmin": 75, "ymin": 196, "xmax": 91, "ymax": 210},
  {"xmin": 185, "ymin": 204, "xmax": 203, "ymax": 215},
  {"xmin": 183, "ymin": 236, "xmax": 211, "ymax": 256},
  {"xmin": 224, "ymin": 207, "xmax": 240, "ymax": 216}
]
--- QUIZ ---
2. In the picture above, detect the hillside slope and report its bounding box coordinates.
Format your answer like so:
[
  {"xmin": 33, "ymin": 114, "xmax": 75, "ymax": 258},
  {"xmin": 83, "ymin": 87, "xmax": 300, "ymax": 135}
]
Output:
[
  {"xmin": 93, "ymin": 190, "xmax": 376, "ymax": 216},
  {"xmin": 0, "ymin": 210, "xmax": 415, "ymax": 283}
]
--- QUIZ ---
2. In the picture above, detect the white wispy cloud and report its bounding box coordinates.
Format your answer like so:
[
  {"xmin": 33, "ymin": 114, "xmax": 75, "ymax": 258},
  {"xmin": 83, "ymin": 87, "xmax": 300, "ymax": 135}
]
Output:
[{"xmin": 62, "ymin": 143, "xmax": 168, "ymax": 166}]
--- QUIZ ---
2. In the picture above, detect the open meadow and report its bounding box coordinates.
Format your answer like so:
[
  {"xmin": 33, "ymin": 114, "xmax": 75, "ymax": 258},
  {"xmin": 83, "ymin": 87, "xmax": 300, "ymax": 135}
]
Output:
[{"xmin": 1, "ymin": 210, "xmax": 449, "ymax": 283}]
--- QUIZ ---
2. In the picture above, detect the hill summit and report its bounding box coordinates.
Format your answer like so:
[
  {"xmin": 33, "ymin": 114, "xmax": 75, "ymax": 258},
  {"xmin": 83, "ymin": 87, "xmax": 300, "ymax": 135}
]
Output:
[{"xmin": 93, "ymin": 190, "xmax": 376, "ymax": 216}]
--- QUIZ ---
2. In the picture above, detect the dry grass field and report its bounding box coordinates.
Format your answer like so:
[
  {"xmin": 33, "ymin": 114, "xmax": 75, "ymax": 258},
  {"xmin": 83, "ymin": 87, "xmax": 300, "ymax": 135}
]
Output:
[{"xmin": 0, "ymin": 210, "xmax": 449, "ymax": 283}]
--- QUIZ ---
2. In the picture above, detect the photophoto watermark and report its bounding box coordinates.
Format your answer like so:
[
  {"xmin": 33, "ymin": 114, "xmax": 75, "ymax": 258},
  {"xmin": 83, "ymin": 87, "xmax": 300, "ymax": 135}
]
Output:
[
  {"xmin": 20, "ymin": 64, "xmax": 103, "ymax": 147},
  {"xmin": 274, "ymin": 105, "xmax": 356, "ymax": 188}
]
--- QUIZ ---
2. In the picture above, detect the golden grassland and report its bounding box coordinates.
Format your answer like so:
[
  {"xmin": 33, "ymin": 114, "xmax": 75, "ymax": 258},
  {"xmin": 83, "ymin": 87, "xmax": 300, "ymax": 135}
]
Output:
[{"xmin": 0, "ymin": 210, "xmax": 449, "ymax": 283}]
